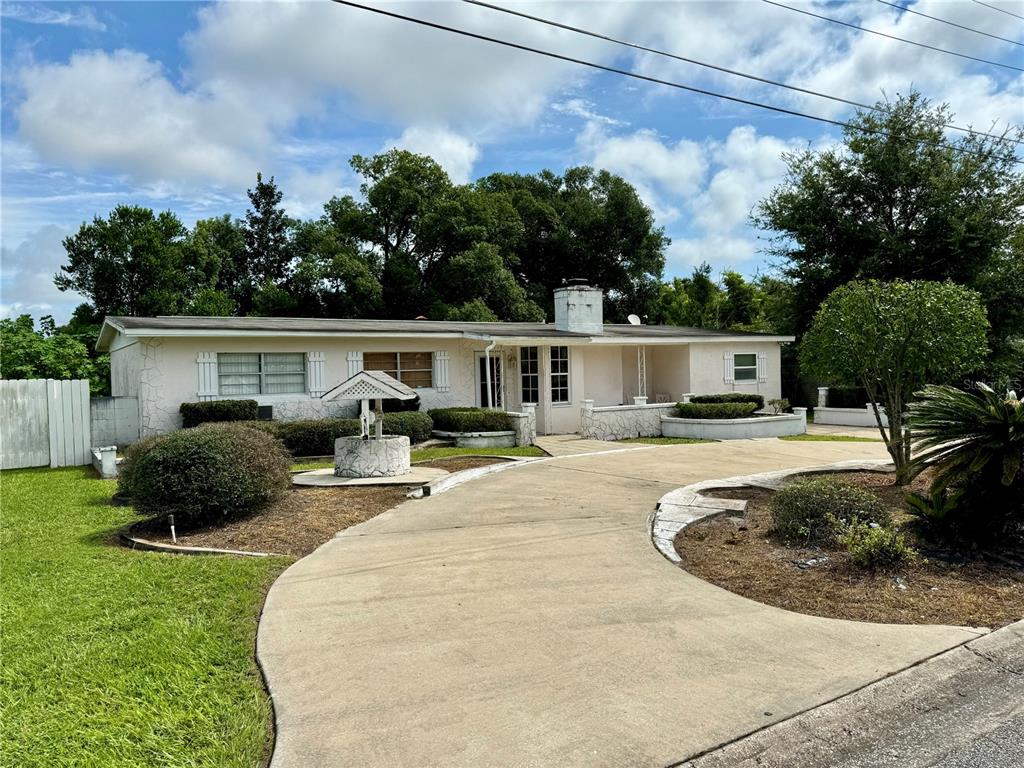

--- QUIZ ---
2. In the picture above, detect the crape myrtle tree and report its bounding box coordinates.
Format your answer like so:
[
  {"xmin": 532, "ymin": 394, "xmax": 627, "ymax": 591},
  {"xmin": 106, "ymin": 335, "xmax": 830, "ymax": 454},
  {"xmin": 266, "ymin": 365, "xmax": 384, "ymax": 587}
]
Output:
[
  {"xmin": 756, "ymin": 91, "xmax": 1024, "ymax": 381},
  {"xmin": 800, "ymin": 280, "xmax": 989, "ymax": 484}
]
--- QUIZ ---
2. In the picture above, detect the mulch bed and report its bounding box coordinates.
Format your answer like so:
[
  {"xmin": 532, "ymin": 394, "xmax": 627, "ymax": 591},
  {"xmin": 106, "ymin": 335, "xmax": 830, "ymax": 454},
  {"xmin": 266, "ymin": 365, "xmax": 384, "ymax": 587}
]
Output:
[
  {"xmin": 134, "ymin": 486, "xmax": 411, "ymax": 557},
  {"xmin": 675, "ymin": 471, "xmax": 1024, "ymax": 628},
  {"xmin": 132, "ymin": 456, "xmax": 510, "ymax": 557}
]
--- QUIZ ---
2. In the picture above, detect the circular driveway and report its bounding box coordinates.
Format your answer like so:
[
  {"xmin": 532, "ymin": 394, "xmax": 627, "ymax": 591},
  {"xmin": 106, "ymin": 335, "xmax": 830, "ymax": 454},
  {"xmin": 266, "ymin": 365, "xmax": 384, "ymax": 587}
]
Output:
[{"xmin": 258, "ymin": 439, "xmax": 982, "ymax": 768}]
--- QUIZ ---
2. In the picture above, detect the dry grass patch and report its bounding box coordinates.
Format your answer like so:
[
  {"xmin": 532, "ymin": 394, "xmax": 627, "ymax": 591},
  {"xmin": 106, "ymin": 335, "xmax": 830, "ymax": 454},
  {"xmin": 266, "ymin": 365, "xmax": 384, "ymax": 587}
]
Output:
[{"xmin": 675, "ymin": 471, "xmax": 1024, "ymax": 628}]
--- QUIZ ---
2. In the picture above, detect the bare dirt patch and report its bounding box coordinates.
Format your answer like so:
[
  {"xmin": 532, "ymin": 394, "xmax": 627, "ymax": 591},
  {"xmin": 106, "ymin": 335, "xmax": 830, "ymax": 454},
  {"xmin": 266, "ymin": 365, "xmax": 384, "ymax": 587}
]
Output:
[
  {"xmin": 135, "ymin": 486, "xmax": 410, "ymax": 557},
  {"xmin": 675, "ymin": 471, "xmax": 1024, "ymax": 628}
]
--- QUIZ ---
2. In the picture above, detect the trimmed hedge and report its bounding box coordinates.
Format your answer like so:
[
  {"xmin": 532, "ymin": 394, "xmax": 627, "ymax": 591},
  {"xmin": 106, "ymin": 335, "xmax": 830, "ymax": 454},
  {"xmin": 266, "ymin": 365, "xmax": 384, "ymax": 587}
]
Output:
[
  {"xmin": 235, "ymin": 412, "xmax": 434, "ymax": 456},
  {"xmin": 674, "ymin": 402, "xmax": 758, "ymax": 419},
  {"xmin": 382, "ymin": 411, "xmax": 433, "ymax": 443},
  {"xmin": 770, "ymin": 477, "xmax": 891, "ymax": 545},
  {"xmin": 118, "ymin": 423, "xmax": 291, "ymax": 527},
  {"xmin": 272, "ymin": 418, "xmax": 360, "ymax": 457},
  {"xmin": 690, "ymin": 393, "xmax": 765, "ymax": 409},
  {"xmin": 428, "ymin": 407, "xmax": 513, "ymax": 432},
  {"xmin": 180, "ymin": 399, "xmax": 259, "ymax": 428}
]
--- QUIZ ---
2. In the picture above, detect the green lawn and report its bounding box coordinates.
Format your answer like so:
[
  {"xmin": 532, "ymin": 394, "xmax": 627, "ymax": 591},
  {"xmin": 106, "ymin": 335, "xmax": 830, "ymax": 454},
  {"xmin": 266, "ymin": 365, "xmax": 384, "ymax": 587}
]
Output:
[
  {"xmin": 617, "ymin": 436, "xmax": 713, "ymax": 445},
  {"xmin": 291, "ymin": 444, "xmax": 545, "ymax": 471},
  {"xmin": 779, "ymin": 434, "xmax": 881, "ymax": 442},
  {"xmin": 0, "ymin": 467, "xmax": 288, "ymax": 767}
]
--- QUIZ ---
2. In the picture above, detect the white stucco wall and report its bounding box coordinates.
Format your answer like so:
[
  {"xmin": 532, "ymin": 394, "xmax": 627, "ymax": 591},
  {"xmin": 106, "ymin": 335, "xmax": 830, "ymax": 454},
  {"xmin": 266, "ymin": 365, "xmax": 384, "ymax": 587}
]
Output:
[
  {"xmin": 124, "ymin": 335, "xmax": 484, "ymax": 436},
  {"xmin": 688, "ymin": 342, "xmax": 783, "ymax": 400},
  {"xmin": 581, "ymin": 346, "xmax": 623, "ymax": 407}
]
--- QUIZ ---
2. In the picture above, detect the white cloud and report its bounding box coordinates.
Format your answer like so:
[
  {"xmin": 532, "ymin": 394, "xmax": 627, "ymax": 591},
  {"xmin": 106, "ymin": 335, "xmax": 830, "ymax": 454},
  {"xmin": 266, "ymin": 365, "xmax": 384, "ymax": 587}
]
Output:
[
  {"xmin": 576, "ymin": 122, "xmax": 708, "ymax": 222},
  {"xmin": 551, "ymin": 98, "xmax": 626, "ymax": 126},
  {"xmin": 0, "ymin": 225, "xmax": 83, "ymax": 321},
  {"xmin": 383, "ymin": 126, "xmax": 480, "ymax": 184},
  {"xmin": 1, "ymin": 3, "xmax": 105, "ymax": 32},
  {"xmin": 15, "ymin": 49, "xmax": 268, "ymax": 190}
]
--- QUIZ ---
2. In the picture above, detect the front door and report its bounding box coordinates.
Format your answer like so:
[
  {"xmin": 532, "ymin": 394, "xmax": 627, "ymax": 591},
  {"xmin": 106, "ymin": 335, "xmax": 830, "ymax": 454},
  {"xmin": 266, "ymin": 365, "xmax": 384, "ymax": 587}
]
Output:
[{"xmin": 476, "ymin": 354, "xmax": 503, "ymax": 409}]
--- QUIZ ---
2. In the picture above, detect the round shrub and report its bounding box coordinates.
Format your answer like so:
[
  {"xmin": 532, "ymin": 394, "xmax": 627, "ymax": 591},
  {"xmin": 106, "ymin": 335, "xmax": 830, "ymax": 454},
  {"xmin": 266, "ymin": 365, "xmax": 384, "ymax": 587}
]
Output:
[
  {"xmin": 118, "ymin": 423, "xmax": 291, "ymax": 527},
  {"xmin": 381, "ymin": 411, "xmax": 433, "ymax": 443},
  {"xmin": 840, "ymin": 521, "xmax": 917, "ymax": 570},
  {"xmin": 770, "ymin": 477, "xmax": 891, "ymax": 545}
]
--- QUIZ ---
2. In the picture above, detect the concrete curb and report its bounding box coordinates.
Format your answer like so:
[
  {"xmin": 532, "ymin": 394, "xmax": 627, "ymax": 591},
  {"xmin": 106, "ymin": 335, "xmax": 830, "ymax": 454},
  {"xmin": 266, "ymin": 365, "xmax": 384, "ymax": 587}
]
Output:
[
  {"xmin": 677, "ymin": 620, "xmax": 1018, "ymax": 768},
  {"xmin": 650, "ymin": 458, "xmax": 894, "ymax": 563}
]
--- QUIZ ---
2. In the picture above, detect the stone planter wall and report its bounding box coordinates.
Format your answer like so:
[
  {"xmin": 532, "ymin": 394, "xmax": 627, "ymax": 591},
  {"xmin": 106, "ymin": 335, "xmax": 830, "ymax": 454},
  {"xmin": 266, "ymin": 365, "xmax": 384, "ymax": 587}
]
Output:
[
  {"xmin": 580, "ymin": 400, "xmax": 677, "ymax": 441},
  {"xmin": 660, "ymin": 408, "xmax": 806, "ymax": 440},
  {"xmin": 334, "ymin": 435, "xmax": 410, "ymax": 478}
]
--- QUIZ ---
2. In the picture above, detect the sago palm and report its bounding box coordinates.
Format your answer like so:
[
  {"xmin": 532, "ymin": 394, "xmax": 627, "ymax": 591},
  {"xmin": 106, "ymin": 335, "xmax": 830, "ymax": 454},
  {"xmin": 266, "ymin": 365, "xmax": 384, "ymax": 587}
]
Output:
[{"xmin": 909, "ymin": 383, "xmax": 1023, "ymax": 538}]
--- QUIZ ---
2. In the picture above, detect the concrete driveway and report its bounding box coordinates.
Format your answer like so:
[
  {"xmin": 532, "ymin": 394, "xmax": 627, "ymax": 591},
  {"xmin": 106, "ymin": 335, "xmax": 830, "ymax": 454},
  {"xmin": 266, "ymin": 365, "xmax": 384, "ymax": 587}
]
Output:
[{"xmin": 258, "ymin": 439, "xmax": 984, "ymax": 768}]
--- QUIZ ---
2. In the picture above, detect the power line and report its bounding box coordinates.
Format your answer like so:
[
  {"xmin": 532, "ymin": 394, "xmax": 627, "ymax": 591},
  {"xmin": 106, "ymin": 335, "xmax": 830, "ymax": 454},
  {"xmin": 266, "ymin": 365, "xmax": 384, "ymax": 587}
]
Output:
[
  {"xmin": 465, "ymin": 0, "xmax": 1022, "ymax": 146},
  {"xmin": 971, "ymin": 0, "xmax": 1024, "ymax": 22},
  {"xmin": 876, "ymin": 0, "xmax": 1023, "ymax": 47},
  {"xmin": 328, "ymin": 0, "xmax": 1022, "ymax": 166},
  {"xmin": 762, "ymin": 0, "xmax": 1024, "ymax": 73}
]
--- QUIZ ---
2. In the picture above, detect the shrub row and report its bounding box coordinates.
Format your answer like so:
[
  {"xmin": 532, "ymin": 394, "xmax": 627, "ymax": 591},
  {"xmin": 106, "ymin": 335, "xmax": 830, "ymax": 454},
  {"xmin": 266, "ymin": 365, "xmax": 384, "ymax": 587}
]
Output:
[
  {"xmin": 240, "ymin": 411, "xmax": 434, "ymax": 456},
  {"xmin": 690, "ymin": 393, "xmax": 765, "ymax": 409},
  {"xmin": 180, "ymin": 399, "xmax": 259, "ymax": 427},
  {"xmin": 119, "ymin": 423, "xmax": 291, "ymax": 527},
  {"xmin": 427, "ymin": 407, "xmax": 513, "ymax": 432},
  {"xmin": 674, "ymin": 402, "xmax": 758, "ymax": 419}
]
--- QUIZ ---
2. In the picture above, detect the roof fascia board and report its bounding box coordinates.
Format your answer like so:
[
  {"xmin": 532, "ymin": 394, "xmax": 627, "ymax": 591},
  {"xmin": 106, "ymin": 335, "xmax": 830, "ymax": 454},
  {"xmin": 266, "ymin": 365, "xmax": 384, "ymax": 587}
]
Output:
[
  {"xmin": 589, "ymin": 335, "xmax": 795, "ymax": 345},
  {"xmin": 113, "ymin": 328, "xmax": 469, "ymax": 341}
]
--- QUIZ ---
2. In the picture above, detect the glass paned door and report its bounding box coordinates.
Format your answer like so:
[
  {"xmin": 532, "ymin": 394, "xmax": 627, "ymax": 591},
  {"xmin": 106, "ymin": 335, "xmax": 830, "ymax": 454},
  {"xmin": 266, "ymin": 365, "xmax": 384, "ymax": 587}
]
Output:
[{"xmin": 478, "ymin": 355, "xmax": 503, "ymax": 408}]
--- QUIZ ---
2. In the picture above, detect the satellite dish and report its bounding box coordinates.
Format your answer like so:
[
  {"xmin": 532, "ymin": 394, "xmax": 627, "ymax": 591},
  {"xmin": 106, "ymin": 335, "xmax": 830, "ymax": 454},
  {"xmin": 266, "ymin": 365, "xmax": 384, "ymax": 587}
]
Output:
[{"xmin": 627, "ymin": 313, "xmax": 642, "ymax": 325}]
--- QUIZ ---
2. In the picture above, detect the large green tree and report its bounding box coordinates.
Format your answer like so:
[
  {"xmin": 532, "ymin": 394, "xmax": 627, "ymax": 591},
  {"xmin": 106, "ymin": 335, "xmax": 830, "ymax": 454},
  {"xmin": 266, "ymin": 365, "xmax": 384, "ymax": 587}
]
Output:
[
  {"xmin": 756, "ymin": 91, "xmax": 1024, "ymax": 378},
  {"xmin": 476, "ymin": 167, "xmax": 668, "ymax": 320},
  {"xmin": 800, "ymin": 280, "xmax": 989, "ymax": 484},
  {"xmin": 55, "ymin": 206, "xmax": 202, "ymax": 317}
]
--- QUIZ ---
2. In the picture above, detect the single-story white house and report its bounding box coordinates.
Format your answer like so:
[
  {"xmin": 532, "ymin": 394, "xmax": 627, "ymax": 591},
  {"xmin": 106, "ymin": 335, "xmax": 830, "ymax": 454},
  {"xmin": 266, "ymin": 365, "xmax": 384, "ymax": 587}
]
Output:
[{"xmin": 96, "ymin": 284, "xmax": 794, "ymax": 437}]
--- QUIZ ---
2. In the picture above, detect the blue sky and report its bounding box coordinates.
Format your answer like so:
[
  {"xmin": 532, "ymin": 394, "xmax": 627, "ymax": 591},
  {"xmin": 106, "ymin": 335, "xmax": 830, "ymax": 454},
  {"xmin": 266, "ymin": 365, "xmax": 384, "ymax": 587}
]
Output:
[{"xmin": 2, "ymin": 0, "xmax": 1022, "ymax": 322}]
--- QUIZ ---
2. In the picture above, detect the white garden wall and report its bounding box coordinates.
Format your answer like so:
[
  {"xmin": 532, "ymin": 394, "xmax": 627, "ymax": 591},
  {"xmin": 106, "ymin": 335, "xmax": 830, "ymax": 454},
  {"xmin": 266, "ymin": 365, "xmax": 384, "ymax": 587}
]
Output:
[{"xmin": 580, "ymin": 401, "xmax": 676, "ymax": 441}]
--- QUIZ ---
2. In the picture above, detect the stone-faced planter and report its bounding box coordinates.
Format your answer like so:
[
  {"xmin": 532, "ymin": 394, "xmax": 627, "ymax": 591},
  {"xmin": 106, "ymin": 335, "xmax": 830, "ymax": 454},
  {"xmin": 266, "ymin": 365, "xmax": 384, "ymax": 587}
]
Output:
[
  {"xmin": 334, "ymin": 435, "xmax": 411, "ymax": 478},
  {"xmin": 660, "ymin": 408, "xmax": 806, "ymax": 440},
  {"xmin": 431, "ymin": 430, "xmax": 517, "ymax": 449}
]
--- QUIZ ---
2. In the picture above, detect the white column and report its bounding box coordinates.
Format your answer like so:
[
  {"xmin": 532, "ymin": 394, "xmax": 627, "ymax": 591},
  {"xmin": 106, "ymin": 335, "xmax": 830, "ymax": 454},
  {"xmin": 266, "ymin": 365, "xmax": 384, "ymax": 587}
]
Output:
[{"xmin": 817, "ymin": 387, "xmax": 829, "ymax": 408}]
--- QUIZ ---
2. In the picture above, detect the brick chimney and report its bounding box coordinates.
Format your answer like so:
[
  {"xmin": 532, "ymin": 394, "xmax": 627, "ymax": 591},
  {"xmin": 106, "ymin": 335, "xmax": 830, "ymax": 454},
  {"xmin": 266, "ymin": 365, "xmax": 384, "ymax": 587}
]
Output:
[{"xmin": 553, "ymin": 280, "xmax": 603, "ymax": 334}]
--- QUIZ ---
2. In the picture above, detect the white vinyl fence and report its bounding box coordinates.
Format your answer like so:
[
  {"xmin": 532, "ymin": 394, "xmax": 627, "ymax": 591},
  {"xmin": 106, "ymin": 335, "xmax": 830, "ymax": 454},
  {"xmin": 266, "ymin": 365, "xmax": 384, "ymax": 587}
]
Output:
[{"xmin": 1, "ymin": 379, "xmax": 92, "ymax": 470}]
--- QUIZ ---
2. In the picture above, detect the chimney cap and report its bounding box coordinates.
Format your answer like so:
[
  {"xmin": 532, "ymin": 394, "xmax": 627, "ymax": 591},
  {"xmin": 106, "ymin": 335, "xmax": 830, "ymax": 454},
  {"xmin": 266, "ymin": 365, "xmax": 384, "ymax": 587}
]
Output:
[{"xmin": 563, "ymin": 277, "xmax": 592, "ymax": 288}]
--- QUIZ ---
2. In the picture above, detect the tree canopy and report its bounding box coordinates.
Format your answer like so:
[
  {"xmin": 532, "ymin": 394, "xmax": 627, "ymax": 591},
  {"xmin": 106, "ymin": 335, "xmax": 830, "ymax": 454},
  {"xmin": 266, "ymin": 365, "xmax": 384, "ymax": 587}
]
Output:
[
  {"xmin": 756, "ymin": 91, "xmax": 1024, "ymax": 380},
  {"xmin": 54, "ymin": 152, "xmax": 670, "ymax": 326},
  {"xmin": 0, "ymin": 315, "xmax": 107, "ymax": 394},
  {"xmin": 800, "ymin": 280, "xmax": 989, "ymax": 483}
]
